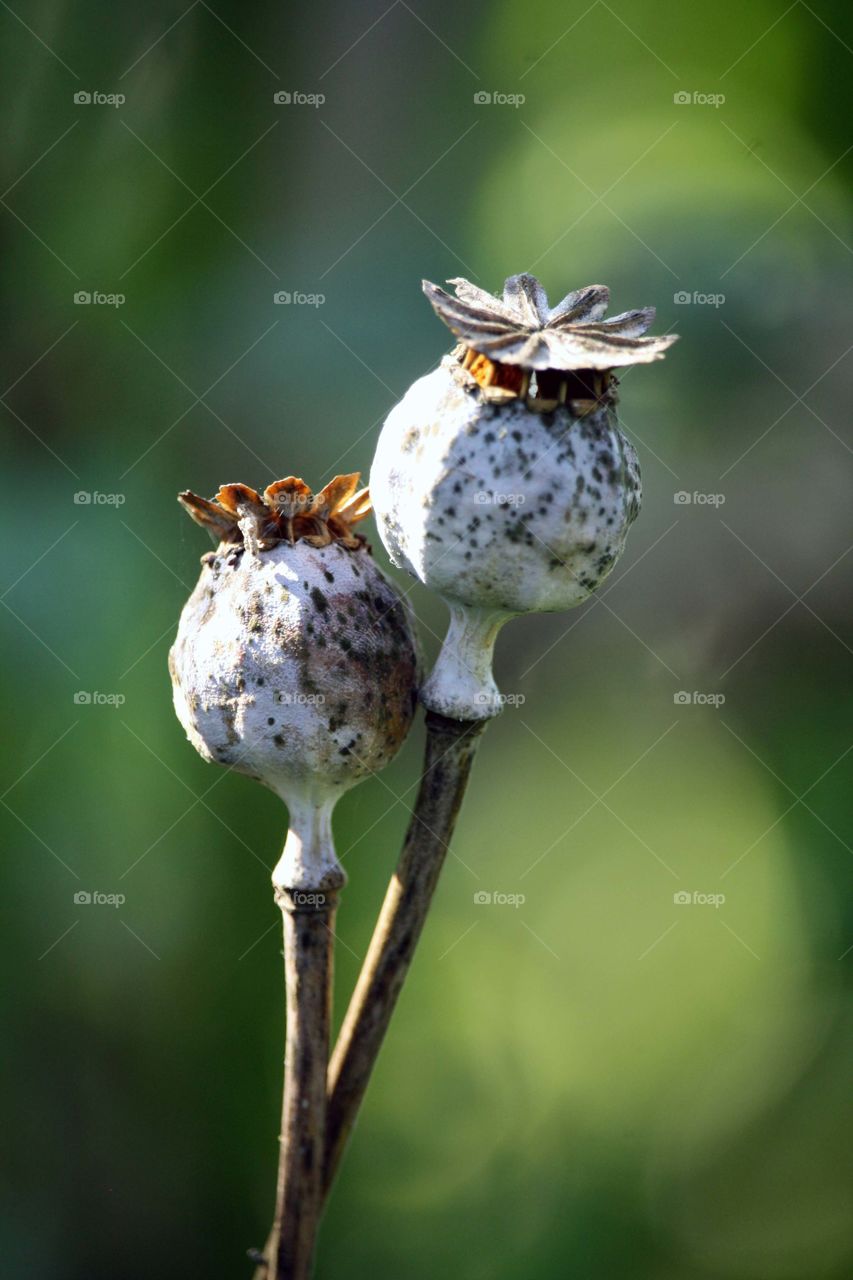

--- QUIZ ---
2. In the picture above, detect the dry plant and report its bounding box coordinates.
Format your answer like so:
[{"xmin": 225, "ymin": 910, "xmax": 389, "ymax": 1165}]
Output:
[{"xmin": 169, "ymin": 273, "xmax": 676, "ymax": 1277}]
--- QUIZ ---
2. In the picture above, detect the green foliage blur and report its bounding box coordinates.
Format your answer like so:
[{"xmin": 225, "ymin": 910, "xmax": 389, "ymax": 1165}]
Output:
[{"xmin": 2, "ymin": 2, "xmax": 851, "ymax": 1277}]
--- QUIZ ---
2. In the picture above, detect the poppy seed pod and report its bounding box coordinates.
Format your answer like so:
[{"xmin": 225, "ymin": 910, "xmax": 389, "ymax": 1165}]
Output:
[
  {"xmin": 370, "ymin": 273, "xmax": 677, "ymax": 721},
  {"xmin": 169, "ymin": 474, "xmax": 419, "ymax": 895}
]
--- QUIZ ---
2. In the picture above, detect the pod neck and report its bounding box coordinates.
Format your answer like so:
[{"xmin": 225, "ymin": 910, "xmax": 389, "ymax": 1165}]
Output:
[
  {"xmin": 272, "ymin": 790, "xmax": 347, "ymax": 904},
  {"xmin": 420, "ymin": 601, "xmax": 513, "ymax": 722}
]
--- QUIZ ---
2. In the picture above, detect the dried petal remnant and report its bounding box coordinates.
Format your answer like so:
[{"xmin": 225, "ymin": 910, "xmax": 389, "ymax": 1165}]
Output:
[{"xmin": 178, "ymin": 473, "xmax": 372, "ymax": 552}]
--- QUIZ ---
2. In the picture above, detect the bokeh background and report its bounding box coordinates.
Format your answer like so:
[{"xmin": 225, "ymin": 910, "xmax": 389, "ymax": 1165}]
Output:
[{"xmin": 2, "ymin": 2, "xmax": 852, "ymax": 1277}]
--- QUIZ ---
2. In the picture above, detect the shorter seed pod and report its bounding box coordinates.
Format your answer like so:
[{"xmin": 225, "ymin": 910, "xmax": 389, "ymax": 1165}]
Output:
[
  {"xmin": 169, "ymin": 473, "xmax": 419, "ymax": 895},
  {"xmin": 370, "ymin": 273, "xmax": 677, "ymax": 720}
]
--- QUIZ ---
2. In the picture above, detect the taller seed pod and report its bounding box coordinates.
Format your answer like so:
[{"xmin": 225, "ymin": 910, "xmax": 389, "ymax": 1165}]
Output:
[
  {"xmin": 370, "ymin": 273, "xmax": 677, "ymax": 720},
  {"xmin": 169, "ymin": 473, "xmax": 419, "ymax": 896}
]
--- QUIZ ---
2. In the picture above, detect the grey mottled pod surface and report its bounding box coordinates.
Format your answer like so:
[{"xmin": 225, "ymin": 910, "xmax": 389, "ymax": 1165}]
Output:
[
  {"xmin": 370, "ymin": 272, "xmax": 677, "ymax": 721},
  {"xmin": 169, "ymin": 474, "xmax": 419, "ymax": 893}
]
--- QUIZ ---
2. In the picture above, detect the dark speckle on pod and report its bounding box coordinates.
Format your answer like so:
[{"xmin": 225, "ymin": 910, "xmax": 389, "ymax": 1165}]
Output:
[{"xmin": 372, "ymin": 357, "xmax": 641, "ymax": 616}]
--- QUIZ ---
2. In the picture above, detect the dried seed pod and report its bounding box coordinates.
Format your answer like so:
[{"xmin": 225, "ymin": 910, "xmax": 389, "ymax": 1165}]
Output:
[
  {"xmin": 169, "ymin": 474, "xmax": 419, "ymax": 894},
  {"xmin": 370, "ymin": 273, "xmax": 676, "ymax": 720}
]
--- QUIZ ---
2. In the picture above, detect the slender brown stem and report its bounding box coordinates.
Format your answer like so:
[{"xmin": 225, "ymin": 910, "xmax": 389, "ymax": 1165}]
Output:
[
  {"xmin": 322, "ymin": 709, "xmax": 486, "ymax": 1196},
  {"xmin": 259, "ymin": 885, "xmax": 339, "ymax": 1280}
]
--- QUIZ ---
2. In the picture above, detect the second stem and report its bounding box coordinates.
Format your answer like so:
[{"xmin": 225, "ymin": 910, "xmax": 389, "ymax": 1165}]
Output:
[{"xmin": 323, "ymin": 709, "xmax": 486, "ymax": 1195}]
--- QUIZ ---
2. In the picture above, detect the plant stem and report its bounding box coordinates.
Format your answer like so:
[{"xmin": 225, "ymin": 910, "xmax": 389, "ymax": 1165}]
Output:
[
  {"xmin": 257, "ymin": 889, "xmax": 338, "ymax": 1280},
  {"xmin": 322, "ymin": 709, "xmax": 486, "ymax": 1197},
  {"xmin": 255, "ymin": 800, "xmax": 345, "ymax": 1280}
]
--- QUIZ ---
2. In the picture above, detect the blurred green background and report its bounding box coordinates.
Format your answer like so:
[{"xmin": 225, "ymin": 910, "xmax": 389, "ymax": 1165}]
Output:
[{"xmin": 2, "ymin": 2, "xmax": 851, "ymax": 1277}]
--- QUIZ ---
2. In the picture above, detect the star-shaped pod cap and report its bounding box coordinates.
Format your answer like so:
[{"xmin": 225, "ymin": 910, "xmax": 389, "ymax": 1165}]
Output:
[{"xmin": 423, "ymin": 273, "xmax": 678, "ymax": 371}]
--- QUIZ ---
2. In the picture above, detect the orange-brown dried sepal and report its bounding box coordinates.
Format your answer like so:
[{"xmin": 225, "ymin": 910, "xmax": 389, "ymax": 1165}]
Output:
[
  {"xmin": 178, "ymin": 491, "xmax": 240, "ymax": 542},
  {"xmin": 178, "ymin": 473, "xmax": 372, "ymax": 552}
]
